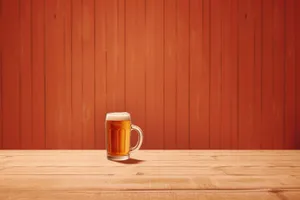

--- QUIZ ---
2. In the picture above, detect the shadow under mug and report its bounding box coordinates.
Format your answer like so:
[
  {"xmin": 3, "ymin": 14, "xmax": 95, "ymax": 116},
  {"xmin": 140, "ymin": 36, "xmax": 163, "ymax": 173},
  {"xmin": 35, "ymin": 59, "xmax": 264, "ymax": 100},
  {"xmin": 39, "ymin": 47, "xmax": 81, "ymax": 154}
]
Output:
[{"xmin": 105, "ymin": 112, "xmax": 143, "ymax": 161}]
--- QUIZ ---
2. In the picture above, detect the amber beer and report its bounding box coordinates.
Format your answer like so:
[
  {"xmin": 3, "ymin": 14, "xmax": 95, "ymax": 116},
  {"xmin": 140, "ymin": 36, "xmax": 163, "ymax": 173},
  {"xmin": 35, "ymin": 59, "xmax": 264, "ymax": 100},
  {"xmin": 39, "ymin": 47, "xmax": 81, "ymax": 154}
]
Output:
[
  {"xmin": 105, "ymin": 112, "xmax": 143, "ymax": 161},
  {"xmin": 106, "ymin": 120, "xmax": 131, "ymax": 157}
]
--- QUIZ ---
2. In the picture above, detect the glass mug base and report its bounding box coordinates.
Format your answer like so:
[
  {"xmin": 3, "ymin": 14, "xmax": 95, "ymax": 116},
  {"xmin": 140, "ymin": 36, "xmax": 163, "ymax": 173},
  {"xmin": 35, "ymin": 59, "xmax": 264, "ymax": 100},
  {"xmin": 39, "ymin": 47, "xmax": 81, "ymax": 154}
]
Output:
[{"xmin": 107, "ymin": 154, "xmax": 129, "ymax": 161}]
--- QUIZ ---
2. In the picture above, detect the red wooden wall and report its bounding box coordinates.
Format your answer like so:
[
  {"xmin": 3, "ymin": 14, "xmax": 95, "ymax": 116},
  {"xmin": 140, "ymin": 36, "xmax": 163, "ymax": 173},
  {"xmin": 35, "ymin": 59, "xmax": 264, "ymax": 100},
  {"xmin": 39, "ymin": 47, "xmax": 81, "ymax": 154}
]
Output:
[{"xmin": 0, "ymin": 0, "xmax": 299, "ymax": 149}]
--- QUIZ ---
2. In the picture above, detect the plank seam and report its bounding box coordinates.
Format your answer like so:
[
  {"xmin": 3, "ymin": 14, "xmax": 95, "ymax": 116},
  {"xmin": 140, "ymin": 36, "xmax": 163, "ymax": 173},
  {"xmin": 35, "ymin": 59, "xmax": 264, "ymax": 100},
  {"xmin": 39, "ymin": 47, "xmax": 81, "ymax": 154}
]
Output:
[
  {"xmin": 175, "ymin": 0, "xmax": 178, "ymax": 148},
  {"xmin": 144, "ymin": 0, "xmax": 147, "ymax": 148},
  {"xmin": 162, "ymin": 0, "xmax": 165, "ymax": 149},
  {"xmin": 294, "ymin": 0, "xmax": 296, "ymax": 149},
  {"xmin": 43, "ymin": 0, "xmax": 46, "ymax": 149},
  {"xmin": 1, "ymin": 188, "xmax": 300, "ymax": 193},
  {"xmin": 124, "ymin": 0, "xmax": 126, "ymax": 111},
  {"xmin": 30, "ymin": 0, "xmax": 33, "ymax": 148},
  {"xmin": 93, "ymin": 0, "xmax": 96, "ymax": 149},
  {"xmin": 295, "ymin": 0, "xmax": 298, "ymax": 149},
  {"xmin": 283, "ymin": 0, "xmax": 286, "ymax": 149},
  {"xmin": 253, "ymin": 2, "xmax": 256, "ymax": 149},
  {"xmin": 236, "ymin": 0, "xmax": 239, "ymax": 149},
  {"xmin": 272, "ymin": 0, "xmax": 274, "ymax": 105},
  {"xmin": 63, "ymin": 0, "xmax": 66, "ymax": 148},
  {"xmin": 220, "ymin": 13, "xmax": 223, "ymax": 149},
  {"xmin": 19, "ymin": 0, "xmax": 22, "ymax": 149},
  {"xmin": 208, "ymin": 0, "xmax": 211, "ymax": 149},
  {"xmin": 70, "ymin": 0, "xmax": 73, "ymax": 149},
  {"xmin": 81, "ymin": 0, "xmax": 84, "ymax": 148},
  {"xmin": 188, "ymin": 0, "xmax": 191, "ymax": 149},
  {"xmin": 104, "ymin": 0, "xmax": 108, "ymax": 115},
  {"xmin": 260, "ymin": 0, "xmax": 263, "ymax": 149},
  {"xmin": 0, "ymin": 0, "xmax": 2, "ymax": 148}
]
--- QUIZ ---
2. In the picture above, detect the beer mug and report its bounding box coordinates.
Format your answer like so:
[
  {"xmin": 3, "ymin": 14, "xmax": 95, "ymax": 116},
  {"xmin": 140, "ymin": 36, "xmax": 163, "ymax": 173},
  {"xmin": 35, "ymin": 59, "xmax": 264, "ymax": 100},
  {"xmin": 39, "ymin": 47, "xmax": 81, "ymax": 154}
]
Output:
[{"xmin": 105, "ymin": 112, "xmax": 143, "ymax": 161}]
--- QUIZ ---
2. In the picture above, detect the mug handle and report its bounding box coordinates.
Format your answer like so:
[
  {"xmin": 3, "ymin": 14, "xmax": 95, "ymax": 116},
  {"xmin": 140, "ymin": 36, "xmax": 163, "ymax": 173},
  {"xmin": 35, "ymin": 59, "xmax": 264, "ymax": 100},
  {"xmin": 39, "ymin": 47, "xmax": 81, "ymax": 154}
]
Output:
[{"xmin": 130, "ymin": 124, "xmax": 144, "ymax": 153}]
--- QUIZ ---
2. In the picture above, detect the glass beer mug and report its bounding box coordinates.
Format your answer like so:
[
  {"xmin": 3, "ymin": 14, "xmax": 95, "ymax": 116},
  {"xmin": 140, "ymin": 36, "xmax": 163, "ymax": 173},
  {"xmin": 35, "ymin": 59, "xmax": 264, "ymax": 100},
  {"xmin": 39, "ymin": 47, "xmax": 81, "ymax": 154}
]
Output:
[{"xmin": 105, "ymin": 112, "xmax": 143, "ymax": 161}]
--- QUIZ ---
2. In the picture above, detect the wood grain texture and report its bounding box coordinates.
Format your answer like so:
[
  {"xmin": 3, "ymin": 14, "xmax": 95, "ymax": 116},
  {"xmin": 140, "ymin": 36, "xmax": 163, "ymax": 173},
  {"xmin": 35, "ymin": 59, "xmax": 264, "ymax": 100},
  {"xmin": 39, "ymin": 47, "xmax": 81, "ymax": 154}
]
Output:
[
  {"xmin": 0, "ymin": 150, "xmax": 300, "ymax": 199},
  {"xmin": 1, "ymin": 190, "xmax": 300, "ymax": 200}
]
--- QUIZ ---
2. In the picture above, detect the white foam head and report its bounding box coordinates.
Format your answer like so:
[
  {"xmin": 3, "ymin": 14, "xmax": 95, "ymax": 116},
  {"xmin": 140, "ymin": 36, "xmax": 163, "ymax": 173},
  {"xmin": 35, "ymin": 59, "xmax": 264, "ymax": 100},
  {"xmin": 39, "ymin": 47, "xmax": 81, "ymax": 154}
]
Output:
[{"xmin": 106, "ymin": 112, "xmax": 131, "ymax": 121}]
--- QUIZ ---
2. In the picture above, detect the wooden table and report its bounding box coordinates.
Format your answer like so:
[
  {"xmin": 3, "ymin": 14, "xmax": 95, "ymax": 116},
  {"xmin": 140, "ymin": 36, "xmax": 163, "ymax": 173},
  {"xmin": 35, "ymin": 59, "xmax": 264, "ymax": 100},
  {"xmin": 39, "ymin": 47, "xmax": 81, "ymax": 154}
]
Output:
[{"xmin": 0, "ymin": 150, "xmax": 300, "ymax": 199}]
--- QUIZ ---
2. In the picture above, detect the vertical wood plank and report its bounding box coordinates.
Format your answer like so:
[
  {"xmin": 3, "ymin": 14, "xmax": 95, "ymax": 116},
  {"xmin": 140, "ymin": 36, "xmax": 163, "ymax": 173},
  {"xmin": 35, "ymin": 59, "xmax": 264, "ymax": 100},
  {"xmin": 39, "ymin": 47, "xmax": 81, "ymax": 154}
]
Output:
[
  {"xmin": 64, "ymin": 0, "xmax": 72, "ymax": 149},
  {"xmin": 2, "ymin": 0, "xmax": 20, "ymax": 149},
  {"xmin": 221, "ymin": 0, "xmax": 240, "ymax": 149},
  {"xmin": 238, "ymin": 0, "xmax": 255, "ymax": 149},
  {"xmin": 117, "ymin": 0, "xmax": 125, "ymax": 112},
  {"xmin": 164, "ymin": 0, "xmax": 177, "ymax": 149},
  {"xmin": 229, "ymin": 0, "xmax": 238, "ymax": 149},
  {"xmin": 261, "ymin": 0, "xmax": 274, "ymax": 149},
  {"xmin": 125, "ymin": 0, "xmax": 146, "ymax": 148},
  {"xmin": 0, "ymin": 0, "xmax": 2, "ymax": 148},
  {"xmin": 220, "ymin": 0, "xmax": 231, "ymax": 149},
  {"xmin": 82, "ymin": 0, "xmax": 95, "ymax": 149},
  {"xmin": 202, "ymin": 0, "xmax": 211, "ymax": 149},
  {"xmin": 210, "ymin": 0, "xmax": 222, "ymax": 149},
  {"xmin": 145, "ymin": 0, "xmax": 164, "ymax": 149},
  {"xmin": 106, "ymin": 0, "xmax": 125, "ymax": 112},
  {"xmin": 45, "ymin": 0, "xmax": 67, "ymax": 149},
  {"xmin": 20, "ymin": 0, "xmax": 32, "ymax": 149},
  {"xmin": 223, "ymin": 0, "xmax": 239, "ymax": 149},
  {"xmin": 94, "ymin": 0, "xmax": 106, "ymax": 149},
  {"xmin": 253, "ymin": 0, "xmax": 262, "ymax": 149},
  {"xmin": 272, "ymin": 0, "xmax": 285, "ymax": 149},
  {"xmin": 32, "ymin": 0, "xmax": 45, "ymax": 149},
  {"xmin": 296, "ymin": 0, "xmax": 300, "ymax": 149},
  {"xmin": 71, "ymin": 0, "xmax": 83, "ymax": 149},
  {"xmin": 176, "ymin": 0, "xmax": 189, "ymax": 149},
  {"xmin": 190, "ymin": 0, "xmax": 209, "ymax": 149},
  {"xmin": 285, "ymin": 0, "xmax": 296, "ymax": 149}
]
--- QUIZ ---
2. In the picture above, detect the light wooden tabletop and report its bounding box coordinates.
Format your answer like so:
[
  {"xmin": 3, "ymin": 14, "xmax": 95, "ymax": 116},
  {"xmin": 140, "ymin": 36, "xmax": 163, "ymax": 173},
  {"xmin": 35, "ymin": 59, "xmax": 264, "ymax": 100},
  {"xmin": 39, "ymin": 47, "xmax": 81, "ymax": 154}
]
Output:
[{"xmin": 0, "ymin": 150, "xmax": 299, "ymax": 200}]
